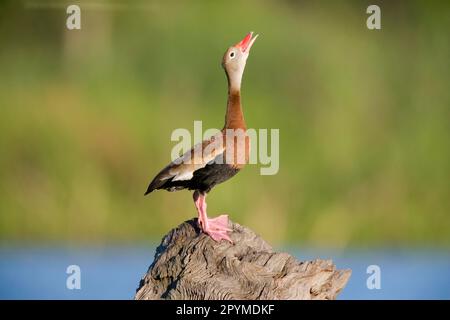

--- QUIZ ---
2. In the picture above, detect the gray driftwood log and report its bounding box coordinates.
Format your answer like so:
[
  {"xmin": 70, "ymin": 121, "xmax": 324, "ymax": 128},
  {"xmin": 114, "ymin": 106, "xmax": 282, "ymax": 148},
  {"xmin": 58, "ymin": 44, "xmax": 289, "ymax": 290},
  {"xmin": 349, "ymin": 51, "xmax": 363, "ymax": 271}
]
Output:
[{"xmin": 135, "ymin": 218, "xmax": 351, "ymax": 300}]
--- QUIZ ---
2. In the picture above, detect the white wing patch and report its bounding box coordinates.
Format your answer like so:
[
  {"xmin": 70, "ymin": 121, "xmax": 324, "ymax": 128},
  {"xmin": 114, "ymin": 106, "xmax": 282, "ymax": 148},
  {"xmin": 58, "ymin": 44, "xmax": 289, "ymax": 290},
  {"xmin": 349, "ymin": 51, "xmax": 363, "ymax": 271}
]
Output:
[
  {"xmin": 165, "ymin": 132, "xmax": 225, "ymax": 182},
  {"xmin": 171, "ymin": 171, "xmax": 194, "ymax": 181}
]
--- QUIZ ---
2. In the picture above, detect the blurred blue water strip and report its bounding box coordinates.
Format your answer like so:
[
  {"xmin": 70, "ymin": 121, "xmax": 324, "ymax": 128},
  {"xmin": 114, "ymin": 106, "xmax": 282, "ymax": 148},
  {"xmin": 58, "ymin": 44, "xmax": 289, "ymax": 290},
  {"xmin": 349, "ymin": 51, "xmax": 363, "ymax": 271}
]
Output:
[{"xmin": 0, "ymin": 246, "xmax": 449, "ymax": 299}]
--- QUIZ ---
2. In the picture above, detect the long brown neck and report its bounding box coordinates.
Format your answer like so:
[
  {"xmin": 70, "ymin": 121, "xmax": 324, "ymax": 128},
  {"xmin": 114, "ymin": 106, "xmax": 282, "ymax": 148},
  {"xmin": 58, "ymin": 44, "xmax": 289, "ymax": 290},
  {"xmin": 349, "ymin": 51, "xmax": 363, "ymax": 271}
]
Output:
[{"xmin": 224, "ymin": 74, "xmax": 246, "ymax": 130}]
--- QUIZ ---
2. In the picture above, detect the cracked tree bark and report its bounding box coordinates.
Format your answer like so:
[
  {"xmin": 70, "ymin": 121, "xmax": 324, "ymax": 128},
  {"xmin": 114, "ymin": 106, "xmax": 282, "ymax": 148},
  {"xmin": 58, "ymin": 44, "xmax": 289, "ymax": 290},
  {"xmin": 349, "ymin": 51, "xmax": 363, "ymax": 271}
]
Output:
[{"xmin": 135, "ymin": 218, "xmax": 351, "ymax": 300}]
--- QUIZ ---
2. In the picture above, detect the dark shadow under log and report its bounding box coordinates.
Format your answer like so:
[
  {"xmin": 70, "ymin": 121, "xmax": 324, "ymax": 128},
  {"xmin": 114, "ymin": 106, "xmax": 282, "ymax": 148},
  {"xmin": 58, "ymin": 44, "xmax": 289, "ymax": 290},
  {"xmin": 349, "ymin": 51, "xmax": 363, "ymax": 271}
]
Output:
[{"xmin": 135, "ymin": 218, "xmax": 351, "ymax": 300}]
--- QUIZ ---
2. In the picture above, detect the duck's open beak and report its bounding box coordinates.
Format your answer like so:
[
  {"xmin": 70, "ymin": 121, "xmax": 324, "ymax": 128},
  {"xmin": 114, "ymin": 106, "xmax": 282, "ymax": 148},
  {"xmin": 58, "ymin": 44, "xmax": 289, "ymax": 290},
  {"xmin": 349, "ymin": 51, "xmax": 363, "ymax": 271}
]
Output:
[{"xmin": 234, "ymin": 32, "xmax": 258, "ymax": 54}]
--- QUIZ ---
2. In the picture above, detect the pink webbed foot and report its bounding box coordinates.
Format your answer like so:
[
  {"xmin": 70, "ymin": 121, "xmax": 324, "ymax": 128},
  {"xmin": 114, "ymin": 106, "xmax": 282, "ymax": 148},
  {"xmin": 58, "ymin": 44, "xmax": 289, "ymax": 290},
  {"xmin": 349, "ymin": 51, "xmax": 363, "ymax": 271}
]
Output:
[
  {"xmin": 199, "ymin": 214, "xmax": 233, "ymax": 243},
  {"xmin": 193, "ymin": 191, "xmax": 233, "ymax": 243}
]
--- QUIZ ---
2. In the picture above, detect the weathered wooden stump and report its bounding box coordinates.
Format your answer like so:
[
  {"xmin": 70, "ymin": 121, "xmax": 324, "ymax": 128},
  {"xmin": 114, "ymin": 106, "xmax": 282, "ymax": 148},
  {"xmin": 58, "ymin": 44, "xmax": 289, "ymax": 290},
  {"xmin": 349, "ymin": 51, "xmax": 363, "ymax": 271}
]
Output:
[{"xmin": 135, "ymin": 218, "xmax": 351, "ymax": 300}]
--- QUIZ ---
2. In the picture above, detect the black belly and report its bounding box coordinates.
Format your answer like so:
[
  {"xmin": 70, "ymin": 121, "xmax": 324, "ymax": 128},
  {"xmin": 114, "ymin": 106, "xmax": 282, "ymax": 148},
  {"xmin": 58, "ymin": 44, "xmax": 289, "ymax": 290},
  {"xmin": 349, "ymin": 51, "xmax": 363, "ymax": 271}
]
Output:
[{"xmin": 162, "ymin": 163, "xmax": 240, "ymax": 193}]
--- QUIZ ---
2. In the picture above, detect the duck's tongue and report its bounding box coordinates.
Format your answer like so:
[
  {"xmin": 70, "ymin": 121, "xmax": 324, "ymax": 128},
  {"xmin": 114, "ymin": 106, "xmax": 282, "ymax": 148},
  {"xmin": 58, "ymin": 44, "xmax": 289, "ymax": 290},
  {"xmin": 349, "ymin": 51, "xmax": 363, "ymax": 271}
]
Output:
[{"xmin": 234, "ymin": 32, "xmax": 258, "ymax": 53}]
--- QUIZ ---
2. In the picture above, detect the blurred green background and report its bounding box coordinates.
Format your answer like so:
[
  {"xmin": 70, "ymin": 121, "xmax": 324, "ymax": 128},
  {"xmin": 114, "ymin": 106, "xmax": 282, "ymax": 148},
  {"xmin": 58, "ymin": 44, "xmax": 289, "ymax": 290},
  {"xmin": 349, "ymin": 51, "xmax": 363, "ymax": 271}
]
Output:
[{"xmin": 0, "ymin": 0, "xmax": 449, "ymax": 247}]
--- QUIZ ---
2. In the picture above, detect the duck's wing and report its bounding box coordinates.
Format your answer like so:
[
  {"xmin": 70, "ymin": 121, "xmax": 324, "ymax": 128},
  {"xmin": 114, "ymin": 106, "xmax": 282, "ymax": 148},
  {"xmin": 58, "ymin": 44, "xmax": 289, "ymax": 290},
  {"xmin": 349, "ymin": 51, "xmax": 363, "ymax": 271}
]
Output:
[{"xmin": 145, "ymin": 132, "xmax": 225, "ymax": 194}]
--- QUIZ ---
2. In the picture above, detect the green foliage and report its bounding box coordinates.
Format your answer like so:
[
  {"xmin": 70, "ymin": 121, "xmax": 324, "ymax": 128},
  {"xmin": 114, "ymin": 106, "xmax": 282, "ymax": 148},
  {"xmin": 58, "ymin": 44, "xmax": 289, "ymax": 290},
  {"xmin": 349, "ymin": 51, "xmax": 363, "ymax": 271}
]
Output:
[{"xmin": 0, "ymin": 0, "xmax": 449, "ymax": 246}]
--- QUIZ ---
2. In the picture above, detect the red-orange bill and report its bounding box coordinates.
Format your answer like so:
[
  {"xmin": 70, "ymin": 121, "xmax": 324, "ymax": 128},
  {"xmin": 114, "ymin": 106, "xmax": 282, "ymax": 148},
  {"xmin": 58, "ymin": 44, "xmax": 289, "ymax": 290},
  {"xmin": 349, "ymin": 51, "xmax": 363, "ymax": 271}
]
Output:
[{"xmin": 234, "ymin": 32, "xmax": 258, "ymax": 53}]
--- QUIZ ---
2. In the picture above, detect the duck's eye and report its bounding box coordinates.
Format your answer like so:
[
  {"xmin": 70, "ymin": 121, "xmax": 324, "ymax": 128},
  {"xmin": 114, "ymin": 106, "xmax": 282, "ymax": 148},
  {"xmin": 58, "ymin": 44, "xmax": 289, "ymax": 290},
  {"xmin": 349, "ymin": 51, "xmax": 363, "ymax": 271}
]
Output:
[{"xmin": 229, "ymin": 51, "xmax": 235, "ymax": 58}]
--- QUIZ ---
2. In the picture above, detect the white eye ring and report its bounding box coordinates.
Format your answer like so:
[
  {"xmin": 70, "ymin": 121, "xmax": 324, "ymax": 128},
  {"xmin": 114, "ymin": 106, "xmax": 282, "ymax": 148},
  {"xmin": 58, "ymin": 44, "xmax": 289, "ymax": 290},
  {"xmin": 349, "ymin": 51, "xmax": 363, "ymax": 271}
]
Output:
[{"xmin": 229, "ymin": 51, "xmax": 235, "ymax": 59}]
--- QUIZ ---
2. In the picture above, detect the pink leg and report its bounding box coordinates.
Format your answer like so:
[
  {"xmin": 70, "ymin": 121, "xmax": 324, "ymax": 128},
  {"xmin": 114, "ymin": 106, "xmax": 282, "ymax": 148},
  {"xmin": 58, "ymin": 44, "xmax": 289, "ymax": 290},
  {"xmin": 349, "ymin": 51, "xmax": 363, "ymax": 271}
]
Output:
[{"xmin": 193, "ymin": 191, "xmax": 232, "ymax": 243}]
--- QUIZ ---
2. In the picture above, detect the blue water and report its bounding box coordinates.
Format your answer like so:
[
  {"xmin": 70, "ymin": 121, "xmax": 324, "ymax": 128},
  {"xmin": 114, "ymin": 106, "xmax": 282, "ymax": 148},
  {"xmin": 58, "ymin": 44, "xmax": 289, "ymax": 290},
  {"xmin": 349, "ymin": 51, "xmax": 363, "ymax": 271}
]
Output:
[{"xmin": 0, "ymin": 246, "xmax": 449, "ymax": 299}]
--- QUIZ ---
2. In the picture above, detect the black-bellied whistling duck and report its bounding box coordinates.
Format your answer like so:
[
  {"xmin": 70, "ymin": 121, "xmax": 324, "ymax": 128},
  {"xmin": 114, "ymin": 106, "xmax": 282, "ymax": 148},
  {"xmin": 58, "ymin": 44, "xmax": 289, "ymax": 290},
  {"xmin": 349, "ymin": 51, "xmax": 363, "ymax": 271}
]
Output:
[{"xmin": 145, "ymin": 32, "xmax": 258, "ymax": 242}]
